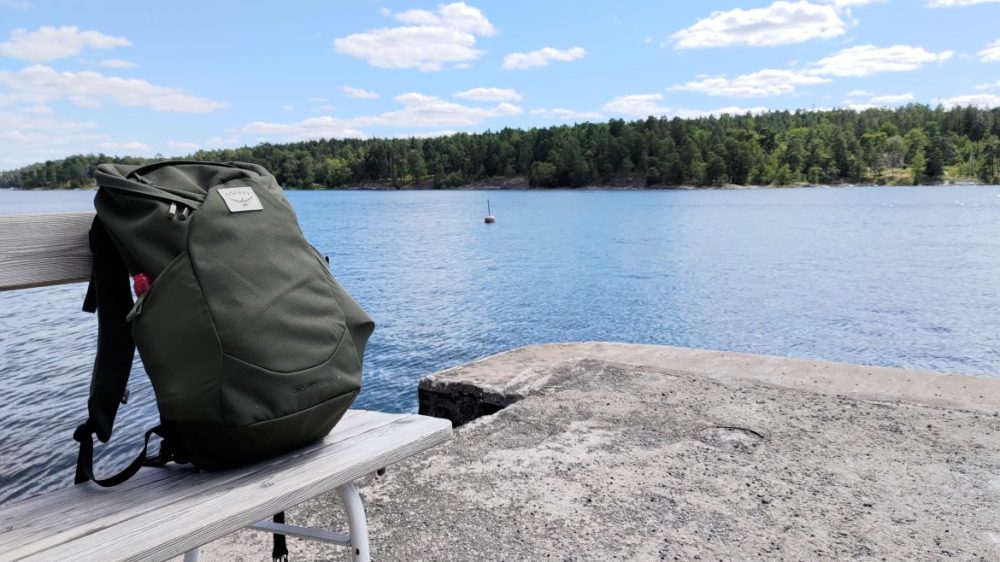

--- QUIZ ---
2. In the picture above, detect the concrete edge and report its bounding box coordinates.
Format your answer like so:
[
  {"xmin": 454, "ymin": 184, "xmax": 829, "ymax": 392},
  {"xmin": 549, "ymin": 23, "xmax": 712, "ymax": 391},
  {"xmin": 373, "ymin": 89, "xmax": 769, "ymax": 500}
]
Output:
[{"xmin": 418, "ymin": 342, "xmax": 1000, "ymax": 425}]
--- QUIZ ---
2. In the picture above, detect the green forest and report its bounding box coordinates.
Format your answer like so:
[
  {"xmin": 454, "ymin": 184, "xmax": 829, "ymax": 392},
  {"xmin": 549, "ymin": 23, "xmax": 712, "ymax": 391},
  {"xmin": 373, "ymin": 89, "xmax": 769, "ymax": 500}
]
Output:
[{"xmin": 3, "ymin": 104, "xmax": 1000, "ymax": 190}]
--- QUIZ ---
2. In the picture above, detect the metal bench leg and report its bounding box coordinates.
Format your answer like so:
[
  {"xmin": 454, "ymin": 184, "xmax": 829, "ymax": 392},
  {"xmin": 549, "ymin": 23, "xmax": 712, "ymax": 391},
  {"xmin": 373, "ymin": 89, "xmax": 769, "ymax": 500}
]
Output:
[
  {"xmin": 183, "ymin": 548, "xmax": 199, "ymax": 562},
  {"xmin": 336, "ymin": 482, "xmax": 370, "ymax": 562}
]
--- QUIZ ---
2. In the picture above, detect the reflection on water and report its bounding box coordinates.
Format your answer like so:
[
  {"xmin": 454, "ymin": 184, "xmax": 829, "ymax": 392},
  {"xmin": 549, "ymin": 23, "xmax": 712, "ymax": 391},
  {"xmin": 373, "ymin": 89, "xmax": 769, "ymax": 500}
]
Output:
[{"xmin": 2, "ymin": 185, "xmax": 999, "ymax": 504}]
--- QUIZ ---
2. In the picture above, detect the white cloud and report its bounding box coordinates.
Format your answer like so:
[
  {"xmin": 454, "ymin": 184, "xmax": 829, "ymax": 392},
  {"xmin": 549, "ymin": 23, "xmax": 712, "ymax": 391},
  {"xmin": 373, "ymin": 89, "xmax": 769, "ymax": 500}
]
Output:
[
  {"xmin": 0, "ymin": 65, "xmax": 227, "ymax": 112},
  {"xmin": 843, "ymin": 92, "xmax": 914, "ymax": 109},
  {"xmin": 454, "ymin": 87, "xmax": 522, "ymax": 101},
  {"xmin": 0, "ymin": 26, "xmax": 130, "ymax": 62},
  {"xmin": 669, "ymin": 1, "xmax": 846, "ymax": 49},
  {"xmin": 308, "ymin": 96, "xmax": 329, "ymax": 103},
  {"xmin": 205, "ymin": 135, "xmax": 241, "ymax": 148},
  {"xmin": 392, "ymin": 2, "xmax": 495, "ymax": 35},
  {"xmin": 823, "ymin": 0, "xmax": 885, "ymax": 7},
  {"xmin": 335, "ymin": 27, "xmax": 480, "ymax": 71},
  {"xmin": 808, "ymin": 44, "xmax": 954, "ymax": 76},
  {"xmin": 0, "ymin": 110, "xmax": 104, "ymax": 169},
  {"xmin": 529, "ymin": 108, "xmax": 604, "ymax": 121},
  {"xmin": 282, "ymin": 104, "xmax": 295, "ymax": 112},
  {"xmin": 976, "ymin": 80, "xmax": 1000, "ymax": 90},
  {"xmin": 243, "ymin": 116, "xmax": 366, "ymax": 141},
  {"xmin": 673, "ymin": 106, "xmax": 770, "ymax": 118},
  {"xmin": 316, "ymin": 104, "xmax": 337, "ymax": 111},
  {"xmin": 167, "ymin": 140, "xmax": 201, "ymax": 152},
  {"xmin": 99, "ymin": 141, "xmax": 153, "ymax": 153},
  {"xmin": 98, "ymin": 58, "xmax": 137, "ymax": 69},
  {"xmin": 502, "ymin": 46, "xmax": 585, "ymax": 70},
  {"xmin": 602, "ymin": 94, "xmax": 670, "ymax": 116},
  {"xmin": 17, "ymin": 104, "xmax": 52, "ymax": 115},
  {"xmin": 0, "ymin": 0, "xmax": 34, "ymax": 10},
  {"xmin": 668, "ymin": 69, "xmax": 829, "ymax": 97},
  {"xmin": 673, "ymin": 44, "xmax": 954, "ymax": 102},
  {"xmin": 602, "ymin": 94, "xmax": 770, "ymax": 119},
  {"xmin": 241, "ymin": 92, "xmax": 521, "ymax": 141},
  {"xmin": 355, "ymin": 92, "xmax": 521, "ymax": 127},
  {"xmin": 868, "ymin": 92, "xmax": 914, "ymax": 104},
  {"xmin": 333, "ymin": 2, "xmax": 494, "ymax": 71},
  {"xmin": 342, "ymin": 86, "xmax": 379, "ymax": 99},
  {"xmin": 393, "ymin": 130, "xmax": 459, "ymax": 139},
  {"xmin": 979, "ymin": 39, "xmax": 1000, "ymax": 62},
  {"xmin": 928, "ymin": 0, "xmax": 1000, "ymax": 6},
  {"xmin": 934, "ymin": 93, "xmax": 1000, "ymax": 107}
]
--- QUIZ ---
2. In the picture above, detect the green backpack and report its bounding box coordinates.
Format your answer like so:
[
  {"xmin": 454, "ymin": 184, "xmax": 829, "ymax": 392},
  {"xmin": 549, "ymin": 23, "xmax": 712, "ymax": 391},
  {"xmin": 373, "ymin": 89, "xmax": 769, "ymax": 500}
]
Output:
[{"xmin": 74, "ymin": 160, "xmax": 374, "ymax": 486}]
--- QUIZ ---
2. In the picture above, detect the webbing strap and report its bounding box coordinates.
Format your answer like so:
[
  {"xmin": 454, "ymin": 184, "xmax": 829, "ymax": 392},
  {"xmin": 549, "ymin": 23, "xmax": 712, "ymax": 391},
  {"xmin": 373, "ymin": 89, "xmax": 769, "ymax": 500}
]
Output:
[{"xmin": 73, "ymin": 423, "xmax": 163, "ymax": 487}]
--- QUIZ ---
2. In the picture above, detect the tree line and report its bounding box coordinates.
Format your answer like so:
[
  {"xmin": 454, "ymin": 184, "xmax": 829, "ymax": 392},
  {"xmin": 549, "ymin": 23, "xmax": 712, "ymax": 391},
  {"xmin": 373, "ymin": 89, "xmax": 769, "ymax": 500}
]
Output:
[{"xmin": 3, "ymin": 104, "xmax": 1000, "ymax": 190}]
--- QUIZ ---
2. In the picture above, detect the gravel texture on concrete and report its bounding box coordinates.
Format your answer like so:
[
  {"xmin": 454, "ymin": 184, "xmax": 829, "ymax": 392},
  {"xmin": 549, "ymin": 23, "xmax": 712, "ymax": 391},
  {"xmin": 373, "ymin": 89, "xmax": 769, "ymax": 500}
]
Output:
[{"xmin": 198, "ymin": 343, "xmax": 1000, "ymax": 561}]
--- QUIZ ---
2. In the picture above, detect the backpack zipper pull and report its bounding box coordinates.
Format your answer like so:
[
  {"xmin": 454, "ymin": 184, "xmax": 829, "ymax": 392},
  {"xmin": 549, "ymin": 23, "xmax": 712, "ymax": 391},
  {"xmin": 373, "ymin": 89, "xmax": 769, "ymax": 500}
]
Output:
[
  {"xmin": 167, "ymin": 202, "xmax": 177, "ymax": 219},
  {"xmin": 126, "ymin": 273, "xmax": 152, "ymax": 321},
  {"xmin": 126, "ymin": 294, "xmax": 146, "ymax": 322}
]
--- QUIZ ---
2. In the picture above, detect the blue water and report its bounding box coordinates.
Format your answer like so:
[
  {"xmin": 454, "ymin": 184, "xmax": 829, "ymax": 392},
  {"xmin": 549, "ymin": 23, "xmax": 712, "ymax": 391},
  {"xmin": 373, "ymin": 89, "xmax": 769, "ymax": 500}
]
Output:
[{"xmin": 2, "ymin": 186, "xmax": 1000, "ymax": 505}]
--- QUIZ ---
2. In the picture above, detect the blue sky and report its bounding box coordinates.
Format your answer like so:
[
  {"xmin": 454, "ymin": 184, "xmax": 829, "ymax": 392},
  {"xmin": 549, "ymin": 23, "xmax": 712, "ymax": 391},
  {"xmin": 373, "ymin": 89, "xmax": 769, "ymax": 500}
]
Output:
[{"xmin": 1, "ymin": 0, "xmax": 999, "ymax": 169}]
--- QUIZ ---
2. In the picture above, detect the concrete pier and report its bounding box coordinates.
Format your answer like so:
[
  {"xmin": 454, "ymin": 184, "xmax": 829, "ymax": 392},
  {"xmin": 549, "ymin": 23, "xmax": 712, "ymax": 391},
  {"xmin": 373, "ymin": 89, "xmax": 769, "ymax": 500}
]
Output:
[{"xmin": 200, "ymin": 343, "xmax": 1000, "ymax": 561}]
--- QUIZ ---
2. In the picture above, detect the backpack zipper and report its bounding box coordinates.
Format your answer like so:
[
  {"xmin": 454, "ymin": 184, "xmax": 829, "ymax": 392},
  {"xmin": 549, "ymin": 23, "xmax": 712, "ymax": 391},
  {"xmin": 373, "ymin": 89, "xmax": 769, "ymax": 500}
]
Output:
[
  {"xmin": 126, "ymin": 273, "xmax": 152, "ymax": 321},
  {"xmin": 101, "ymin": 182, "xmax": 203, "ymax": 210}
]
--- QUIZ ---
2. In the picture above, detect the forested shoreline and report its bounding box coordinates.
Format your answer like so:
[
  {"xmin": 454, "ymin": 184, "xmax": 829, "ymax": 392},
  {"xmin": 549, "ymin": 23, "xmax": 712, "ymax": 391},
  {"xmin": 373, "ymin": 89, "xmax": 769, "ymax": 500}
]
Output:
[{"xmin": 3, "ymin": 104, "xmax": 1000, "ymax": 190}]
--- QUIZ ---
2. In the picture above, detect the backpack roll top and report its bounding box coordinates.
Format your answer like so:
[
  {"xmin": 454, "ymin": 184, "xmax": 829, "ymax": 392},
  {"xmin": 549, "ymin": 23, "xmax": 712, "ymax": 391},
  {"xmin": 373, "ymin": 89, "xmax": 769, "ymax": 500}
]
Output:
[{"xmin": 83, "ymin": 160, "xmax": 374, "ymax": 473}]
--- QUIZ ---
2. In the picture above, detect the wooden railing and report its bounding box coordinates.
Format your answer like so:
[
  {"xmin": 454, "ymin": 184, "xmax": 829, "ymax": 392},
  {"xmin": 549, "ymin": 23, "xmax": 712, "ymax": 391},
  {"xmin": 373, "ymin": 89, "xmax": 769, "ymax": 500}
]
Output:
[{"xmin": 0, "ymin": 212, "xmax": 95, "ymax": 291}]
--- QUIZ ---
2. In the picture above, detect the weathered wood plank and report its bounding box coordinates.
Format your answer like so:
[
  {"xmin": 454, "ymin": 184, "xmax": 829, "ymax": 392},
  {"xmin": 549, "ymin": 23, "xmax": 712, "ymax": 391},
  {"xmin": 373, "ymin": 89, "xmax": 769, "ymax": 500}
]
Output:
[
  {"xmin": 0, "ymin": 410, "xmax": 393, "ymax": 557},
  {"xmin": 0, "ymin": 213, "xmax": 94, "ymax": 291},
  {"xmin": 24, "ymin": 413, "xmax": 451, "ymax": 561}
]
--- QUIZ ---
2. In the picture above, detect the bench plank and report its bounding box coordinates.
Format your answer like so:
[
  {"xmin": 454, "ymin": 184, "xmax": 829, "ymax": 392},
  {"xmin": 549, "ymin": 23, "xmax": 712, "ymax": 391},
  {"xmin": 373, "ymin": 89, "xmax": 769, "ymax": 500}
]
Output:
[
  {"xmin": 0, "ymin": 410, "xmax": 395, "ymax": 557},
  {"xmin": 0, "ymin": 212, "xmax": 94, "ymax": 291},
  {"xmin": 33, "ymin": 414, "xmax": 451, "ymax": 562},
  {"xmin": 2, "ymin": 411, "xmax": 452, "ymax": 562}
]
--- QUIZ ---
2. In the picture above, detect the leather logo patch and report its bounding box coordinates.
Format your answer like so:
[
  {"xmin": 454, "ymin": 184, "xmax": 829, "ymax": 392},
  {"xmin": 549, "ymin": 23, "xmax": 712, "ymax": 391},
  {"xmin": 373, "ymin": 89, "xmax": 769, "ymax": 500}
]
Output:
[{"xmin": 218, "ymin": 186, "xmax": 263, "ymax": 212}]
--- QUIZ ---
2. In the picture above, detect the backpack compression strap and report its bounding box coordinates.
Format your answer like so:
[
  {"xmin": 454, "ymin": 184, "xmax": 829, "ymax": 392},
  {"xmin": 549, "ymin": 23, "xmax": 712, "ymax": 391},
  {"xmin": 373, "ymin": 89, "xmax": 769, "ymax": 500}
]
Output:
[{"xmin": 74, "ymin": 217, "xmax": 143, "ymax": 486}]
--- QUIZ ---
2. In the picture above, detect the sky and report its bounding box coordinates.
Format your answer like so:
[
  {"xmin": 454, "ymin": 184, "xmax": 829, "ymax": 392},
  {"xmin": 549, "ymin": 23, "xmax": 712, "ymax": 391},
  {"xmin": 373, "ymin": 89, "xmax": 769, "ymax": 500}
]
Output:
[{"xmin": 1, "ymin": 0, "xmax": 999, "ymax": 170}]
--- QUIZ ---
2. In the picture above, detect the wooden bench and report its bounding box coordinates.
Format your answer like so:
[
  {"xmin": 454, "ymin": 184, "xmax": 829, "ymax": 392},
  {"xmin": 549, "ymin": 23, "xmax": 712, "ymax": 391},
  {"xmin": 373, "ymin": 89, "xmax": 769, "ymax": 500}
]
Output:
[{"xmin": 0, "ymin": 212, "xmax": 453, "ymax": 561}]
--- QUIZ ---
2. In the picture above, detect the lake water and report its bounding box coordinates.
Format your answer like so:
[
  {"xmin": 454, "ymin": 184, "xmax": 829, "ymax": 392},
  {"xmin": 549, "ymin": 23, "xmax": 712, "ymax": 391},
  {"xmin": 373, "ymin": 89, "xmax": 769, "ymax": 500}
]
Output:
[{"xmin": 2, "ymin": 186, "xmax": 999, "ymax": 505}]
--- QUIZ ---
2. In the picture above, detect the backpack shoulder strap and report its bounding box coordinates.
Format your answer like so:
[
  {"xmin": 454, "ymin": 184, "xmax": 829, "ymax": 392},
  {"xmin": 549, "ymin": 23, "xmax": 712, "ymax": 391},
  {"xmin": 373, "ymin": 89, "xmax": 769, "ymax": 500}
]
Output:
[
  {"xmin": 80, "ymin": 216, "xmax": 136, "ymax": 442},
  {"xmin": 73, "ymin": 216, "xmax": 140, "ymax": 485}
]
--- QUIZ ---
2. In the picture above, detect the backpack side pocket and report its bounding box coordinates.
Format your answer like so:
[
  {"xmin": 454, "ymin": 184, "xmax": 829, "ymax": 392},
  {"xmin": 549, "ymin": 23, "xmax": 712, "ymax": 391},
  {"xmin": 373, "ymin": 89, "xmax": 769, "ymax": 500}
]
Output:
[{"xmin": 131, "ymin": 251, "xmax": 224, "ymax": 425}]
